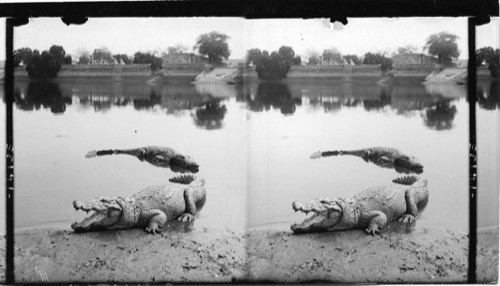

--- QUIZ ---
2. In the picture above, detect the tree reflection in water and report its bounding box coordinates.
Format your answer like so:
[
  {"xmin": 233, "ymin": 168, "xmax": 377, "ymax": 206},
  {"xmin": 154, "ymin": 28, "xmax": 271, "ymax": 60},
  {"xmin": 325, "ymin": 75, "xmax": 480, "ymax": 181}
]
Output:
[
  {"xmin": 422, "ymin": 101, "xmax": 458, "ymax": 131},
  {"xmin": 132, "ymin": 89, "xmax": 162, "ymax": 110},
  {"xmin": 477, "ymin": 81, "xmax": 499, "ymax": 111},
  {"xmin": 192, "ymin": 100, "xmax": 227, "ymax": 130},
  {"xmin": 14, "ymin": 81, "xmax": 72, "ymax": 114},
  {"xmin": 247, "ymin": 82, "xmax": 301, "ymax": 115}
]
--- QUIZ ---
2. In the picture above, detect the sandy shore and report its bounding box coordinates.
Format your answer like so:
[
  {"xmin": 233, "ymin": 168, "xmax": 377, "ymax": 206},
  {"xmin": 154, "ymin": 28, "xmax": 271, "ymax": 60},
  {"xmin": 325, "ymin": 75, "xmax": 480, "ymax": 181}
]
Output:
[{"xmin": 1, "ymin": 223, "xmax": 498, "ymax": 283}]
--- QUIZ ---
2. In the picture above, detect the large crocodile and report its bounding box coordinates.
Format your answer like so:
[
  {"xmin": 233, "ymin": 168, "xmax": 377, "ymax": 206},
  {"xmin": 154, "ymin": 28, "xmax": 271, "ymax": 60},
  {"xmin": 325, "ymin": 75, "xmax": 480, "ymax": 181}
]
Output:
[
  {"xmin": 71, "ymin": 175, "xmax": 206, "ymax": 234},
  {"xmin": 85, "ymin": 146, "xmax": 199, "ymax": 173},
  {"xmin": 291, "ymin": 176, "xmax": 429, "ymax": 235},
  {"xmin": 310, "ymin": 147, "xmax": 423, "ymax": 174}
]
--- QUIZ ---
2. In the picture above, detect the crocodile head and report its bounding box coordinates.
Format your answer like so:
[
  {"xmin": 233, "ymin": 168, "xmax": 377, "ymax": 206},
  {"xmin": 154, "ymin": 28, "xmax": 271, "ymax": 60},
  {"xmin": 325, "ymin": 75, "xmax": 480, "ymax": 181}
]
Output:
[
  {"xmin": 290, "ymin": 198, "xmax": 343, "ymax": 234},
  {"xmin": 71, "ymin": 198, "xmax": 123, "ymax": 232},
  {"xmin": 145, "ymin": 153, "xmax": 199, "ymax": 173},
  {"xmin": 169, "ymin": 154, "xmax": 200, "ymax": 173},
  {"xmin": 394, "ymin": 155, "xmax": 423, "ymax": 174}
]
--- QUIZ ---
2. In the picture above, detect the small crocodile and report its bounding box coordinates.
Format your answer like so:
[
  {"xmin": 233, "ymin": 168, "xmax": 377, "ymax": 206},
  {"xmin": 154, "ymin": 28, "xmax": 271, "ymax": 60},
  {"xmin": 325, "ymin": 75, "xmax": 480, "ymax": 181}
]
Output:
[
  {"xmin": 310, "ymin": 147, "xmax": 423, "ymax": 174},
  {"xmin": 71, "ymin": 175, "xmax": 206, "ymax": 234},
  {"xmin": 291, "ymin": 176, "xmax": 428, "ymax": 235},
  {"xmin": 85, "ymin": 146, "xmax": 199, "ymax": 173}
]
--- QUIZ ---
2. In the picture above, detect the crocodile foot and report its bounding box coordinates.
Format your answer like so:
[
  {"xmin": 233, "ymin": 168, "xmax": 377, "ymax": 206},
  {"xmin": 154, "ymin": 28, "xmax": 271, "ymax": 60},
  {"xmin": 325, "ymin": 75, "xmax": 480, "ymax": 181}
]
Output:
[
  {"xmin": 178, "ymin": 213, "xmax": 194, "ymax": 222},
  {"xmin": 145, "ymin": 224, "xmax": 162, "ymax": 235},
  {"xmin": 365, "ymin": 226, "xmax": 381, "ymax": 236},
  {"xmin": 398, "ymin": 214, "xmax": 415, "ymax": 223}
]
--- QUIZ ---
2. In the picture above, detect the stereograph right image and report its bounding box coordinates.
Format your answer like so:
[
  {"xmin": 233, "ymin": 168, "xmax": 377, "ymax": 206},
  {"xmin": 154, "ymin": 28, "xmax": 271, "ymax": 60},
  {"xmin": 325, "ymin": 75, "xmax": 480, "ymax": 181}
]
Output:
[{"xmin": 5, "ymin": 15, "xmax": 499, "ymax": 283}]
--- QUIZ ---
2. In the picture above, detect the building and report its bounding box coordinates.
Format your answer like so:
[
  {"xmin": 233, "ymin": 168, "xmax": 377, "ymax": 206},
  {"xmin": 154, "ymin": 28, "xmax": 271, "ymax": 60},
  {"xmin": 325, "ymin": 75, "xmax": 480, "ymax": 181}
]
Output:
[
  {"xmin": 162, "ymin": 53, "xmax": 210, "ymax": 66},
  {"xmin": 224, "ymin": 59, "xmax": 245, "ymax": 68},
  {"xmin": 391, "ymin": 53, "xmax": 438, "ymax": 66}
]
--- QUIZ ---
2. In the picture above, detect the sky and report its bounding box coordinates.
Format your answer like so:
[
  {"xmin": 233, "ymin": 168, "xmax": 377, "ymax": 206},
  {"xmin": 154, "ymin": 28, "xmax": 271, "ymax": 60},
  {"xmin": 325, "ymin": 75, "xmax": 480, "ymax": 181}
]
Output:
[{"xmin": 1, "ymin": 17, "xmax": 499, "ymax": 61}]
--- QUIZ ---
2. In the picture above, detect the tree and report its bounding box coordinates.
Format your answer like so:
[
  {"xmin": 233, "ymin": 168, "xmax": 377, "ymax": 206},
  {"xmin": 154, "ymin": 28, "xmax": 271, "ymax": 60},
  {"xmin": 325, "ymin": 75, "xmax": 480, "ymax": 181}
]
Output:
[
  {"xmin": 193, "ymin": 31, "xmax": 230, "ymax": 63},
  {"xmin": 26, "ymin": 51, "xmax": 60, "ymax": 78},
  {"xmin": 321, "ymin": 48, "xmax": 342, "ymax": 65},
  {"xmin": 278, "ymin": 46, "xmax": 295, "ymax": 66},
  {"xmin": 133, "ymin": 51, "xmax": 154, "ymax": 64},
  {"xmin": 255, "ymin": 51, "xmax": 289, "ymax": 80},
  {"xmin": 308, "ymin": 55, "xmax": 321, "ymax": 65},
  {"xmin": 305, "ymin": 49, "xmax": 321, "ymax": 65},
  {"xmin": 424, "ymin": 32, "xmax": 460, "ymax": 63},
  {"xmin": 132, "ymin": 51, "xmax": 162, "ymax": 72},
  {"xmin": 150, "ymin": 56, "xmax": 163, "ymax": 72},
  {"xmin": 476, "ymin": 47, "xmax": 496, "ymax": 66},
  {"xmin": 488, "ymin": 50, "xmax": 499, "ymax": 78},
  {"xmin": 13, "ymin": 47, "xmax": 34, "ymax": 67},
  {"xmin": 78, "ymin": 54, "xmax": 92, "ymax": 65},
  {"xmin": 342, "ymin": 54, "xmax": 361, "ymax": 65},
  {"xmin": 246, "ymin": 48, "xmax": 263, "ymax": 66},
  {"xmin": 363, "ymin": 52, "xmax": 393, "ymax": 71},
  {"xmin": 63, "ymin": 55, "xmax": 72, "ymax": 65},
  {"xmin": 49, "ymin": 45, "xmax": 66, "ymax": 64},
  {"xmin": 477, "ymin": 47, "xmax": 499, "ymax": 78},
  {"xmin": 75, "ymin": 48, "xmax": 91, "ymax": 64},
  {"xmin": 92, "ymin": 47, "xmax": 114, "ymax": 64},
  {"xmin": 113, "ymin": 54, "xmax": 131, "ymax": 64},
  {"xmin": 293, "ymin": 56, "xmax": 302, "ymax": 65}
]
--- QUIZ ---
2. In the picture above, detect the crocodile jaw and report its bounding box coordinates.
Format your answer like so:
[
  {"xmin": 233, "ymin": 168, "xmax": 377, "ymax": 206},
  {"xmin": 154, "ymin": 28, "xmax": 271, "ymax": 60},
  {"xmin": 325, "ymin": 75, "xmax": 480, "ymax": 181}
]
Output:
[
  {"xmin": 290, "ymin": 200, "xmax": 343, "ymax": 234},
  {"xmin": 169, "ymin": 155, "xmax": 200, "ymax": 173},
  {"xmin": 395, "ymin": 156, "xmax": 423, "ymax": 174},
  {"xmin": 71, "ymin": 199, "xmax": 122, "ymax": 232}
]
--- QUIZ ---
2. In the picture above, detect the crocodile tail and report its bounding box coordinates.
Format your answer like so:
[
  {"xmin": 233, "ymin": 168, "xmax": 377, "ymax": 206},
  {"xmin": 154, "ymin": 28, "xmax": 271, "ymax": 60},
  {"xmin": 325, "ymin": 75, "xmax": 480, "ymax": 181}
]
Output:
[
  {"xmin": 169, "ymin": 174, "xmax": 197, "ymax": 185},
  {"xmin": 393, "ymin": 175, "xmax": 419, "ymax": 186},
  {"xmin": 310, "ymin": 150, "xmax": 343, "ymax": 159},
  {"xmin": 85, "ymin": 149, "xmax": 138, "ymax": 158}
]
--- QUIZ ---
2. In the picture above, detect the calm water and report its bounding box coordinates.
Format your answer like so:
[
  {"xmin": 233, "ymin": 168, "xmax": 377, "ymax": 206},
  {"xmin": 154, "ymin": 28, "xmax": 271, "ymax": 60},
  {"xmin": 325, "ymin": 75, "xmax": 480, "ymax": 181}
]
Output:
[{"xmin": 7, "ymin": 77, "xmax": 499, "ymax": 232}]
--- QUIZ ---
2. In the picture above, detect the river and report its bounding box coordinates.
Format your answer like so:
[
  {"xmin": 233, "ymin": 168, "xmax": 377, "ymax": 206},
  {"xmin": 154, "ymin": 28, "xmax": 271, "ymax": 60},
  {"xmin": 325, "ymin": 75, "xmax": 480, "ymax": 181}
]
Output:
[{"xmin": 4, "ymin": 77, "xmax": 499, "ymax": 233}]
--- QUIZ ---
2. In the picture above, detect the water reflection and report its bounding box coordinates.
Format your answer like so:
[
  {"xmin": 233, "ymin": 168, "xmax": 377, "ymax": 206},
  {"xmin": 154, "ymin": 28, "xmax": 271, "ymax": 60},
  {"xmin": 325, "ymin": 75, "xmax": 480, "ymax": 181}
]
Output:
[
  {"xmin": 12, "ymin": 79, "xmax": 498, "ymax": 129},
  {"xmin": 422, "ymin": 101, "xmax": 458, "ymax": 131},
  {"xmin": 192, "ymin": 101, "xmax": 227, "ymax": 130},
  {"xmin": 477, "ymin": 81, "xmax": 499, "ymax": 110},
  {"xmin": 245, "ymin": 82, "xmax": 302, "ymax": 115},
  {"xmin": 15, "ymin": 81, "xmax": 72, "ymax": 114}
]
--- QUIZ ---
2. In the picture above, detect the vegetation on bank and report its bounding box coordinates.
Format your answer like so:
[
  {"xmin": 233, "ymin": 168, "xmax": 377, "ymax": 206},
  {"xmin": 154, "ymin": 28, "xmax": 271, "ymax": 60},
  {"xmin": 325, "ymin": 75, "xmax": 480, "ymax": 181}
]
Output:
[
  {"xmin": 476, "ymin": 47, "xmax": 500, "ymax": 78},
  {"xmin": 246, "ymin": 46, "xmax": 299, "ymax": 80},
  {"xmin": 13, "ymin": 29, "xmax": 499, "ymax": 80},
  {"xmin": 13, "ymin": 30, "xmax": 232, "ymax": 79}
]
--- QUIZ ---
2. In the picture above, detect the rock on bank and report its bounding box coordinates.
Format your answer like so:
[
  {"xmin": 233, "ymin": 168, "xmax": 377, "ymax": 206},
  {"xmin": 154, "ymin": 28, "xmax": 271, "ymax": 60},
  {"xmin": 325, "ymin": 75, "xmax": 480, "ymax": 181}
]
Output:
[{"xmin": 193, "ymin": 68, "xmax": 242, "ymax": 84}]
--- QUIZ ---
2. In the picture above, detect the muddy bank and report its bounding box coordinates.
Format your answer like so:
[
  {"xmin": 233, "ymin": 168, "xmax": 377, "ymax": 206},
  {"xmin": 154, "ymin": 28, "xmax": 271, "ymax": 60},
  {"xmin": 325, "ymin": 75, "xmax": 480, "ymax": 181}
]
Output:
[
  {"xmin": 4, "ymin": 225, "xmax": 498, "ymax": 283},
  {"xmin": 246, "ymin": 226, "xmax": 498, "ymax": 283}
]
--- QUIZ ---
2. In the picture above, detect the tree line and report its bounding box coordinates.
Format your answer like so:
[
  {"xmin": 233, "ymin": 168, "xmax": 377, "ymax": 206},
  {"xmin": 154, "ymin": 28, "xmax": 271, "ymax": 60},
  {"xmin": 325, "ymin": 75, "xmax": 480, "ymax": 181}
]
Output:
[
  {"xmin": 13, "ymin": 31, "xmax": 233, "ymax": 79},
  {"xmin": 246, "ymin": 31, "xmax": 499, "ymax": 80}
]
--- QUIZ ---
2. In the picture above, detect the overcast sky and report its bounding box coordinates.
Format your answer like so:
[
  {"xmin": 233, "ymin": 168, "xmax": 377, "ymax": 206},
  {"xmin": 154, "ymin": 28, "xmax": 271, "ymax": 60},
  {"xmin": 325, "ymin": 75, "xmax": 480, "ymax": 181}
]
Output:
[{"xmin": 1, "ymin": 17, "xmax": 499, "ymax": 61}]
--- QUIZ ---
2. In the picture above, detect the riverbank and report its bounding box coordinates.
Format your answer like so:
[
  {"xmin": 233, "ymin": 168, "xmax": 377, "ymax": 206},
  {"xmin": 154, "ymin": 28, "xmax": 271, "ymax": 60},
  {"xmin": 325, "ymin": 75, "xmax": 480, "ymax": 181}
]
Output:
[
  {"xmin": 3, "ymin": 225, "xmax": 497, "ymax": 283},
  {"xmin": 14, "ymin": 64, "xmax": 493, "ymax": 82}
]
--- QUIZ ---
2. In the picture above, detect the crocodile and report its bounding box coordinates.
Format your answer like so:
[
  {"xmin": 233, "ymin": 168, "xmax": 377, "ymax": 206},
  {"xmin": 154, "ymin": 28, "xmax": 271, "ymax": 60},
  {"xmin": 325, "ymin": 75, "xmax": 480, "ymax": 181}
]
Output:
[
  {"xmin": 85, "ymin": 146, "xmax": 199, "ymax": 173},
  {"xmin": 71, "ymin": 175, "xmax": 206, "ymax": 234},
  {"xmin": 310, "ymin": 147, "xmax": 423, "ymax": 174},
  {"xmin": 291, "ymin": 176, "xmax": 428, "ymax": 235}
]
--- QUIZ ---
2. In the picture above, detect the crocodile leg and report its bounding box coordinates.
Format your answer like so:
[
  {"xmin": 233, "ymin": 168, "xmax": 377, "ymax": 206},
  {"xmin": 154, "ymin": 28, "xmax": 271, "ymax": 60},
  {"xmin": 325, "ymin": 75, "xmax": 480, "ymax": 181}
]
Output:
[
  {"xmin": 363, "ymin": 210, "xmax": 388, "ymax": 235},
  {"xmin": 143, "ymin": 210, "xmax": 167, "ymax": 234},
  {"xmin": 177, "ymin": 188, "xmax": 198, "ymax": 222},
  {"xmin": 399, "ymin": 188, "xmax": 419, "ymax": 223}
]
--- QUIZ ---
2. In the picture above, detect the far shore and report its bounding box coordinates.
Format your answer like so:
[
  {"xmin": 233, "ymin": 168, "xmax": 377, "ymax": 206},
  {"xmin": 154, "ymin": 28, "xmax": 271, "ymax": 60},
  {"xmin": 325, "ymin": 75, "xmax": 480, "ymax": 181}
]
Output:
[{"xmin": 13, "ymin": 64, "xmax": 494, "ymax": 83}]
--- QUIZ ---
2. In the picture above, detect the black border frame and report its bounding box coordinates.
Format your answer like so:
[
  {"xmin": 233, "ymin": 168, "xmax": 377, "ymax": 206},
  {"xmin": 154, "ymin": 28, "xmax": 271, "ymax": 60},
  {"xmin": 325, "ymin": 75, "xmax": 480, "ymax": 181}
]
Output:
[{"xmin": 3, "ymin": 0, "xmax": 499, "ymax": 284}]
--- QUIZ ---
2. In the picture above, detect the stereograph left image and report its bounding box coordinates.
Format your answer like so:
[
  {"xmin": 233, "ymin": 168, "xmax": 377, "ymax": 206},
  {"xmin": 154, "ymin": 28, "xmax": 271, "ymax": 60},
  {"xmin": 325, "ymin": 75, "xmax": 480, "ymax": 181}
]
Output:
[{"xmin": 1, "ymin": 16, "xmax": 499, "ymax": 283}]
